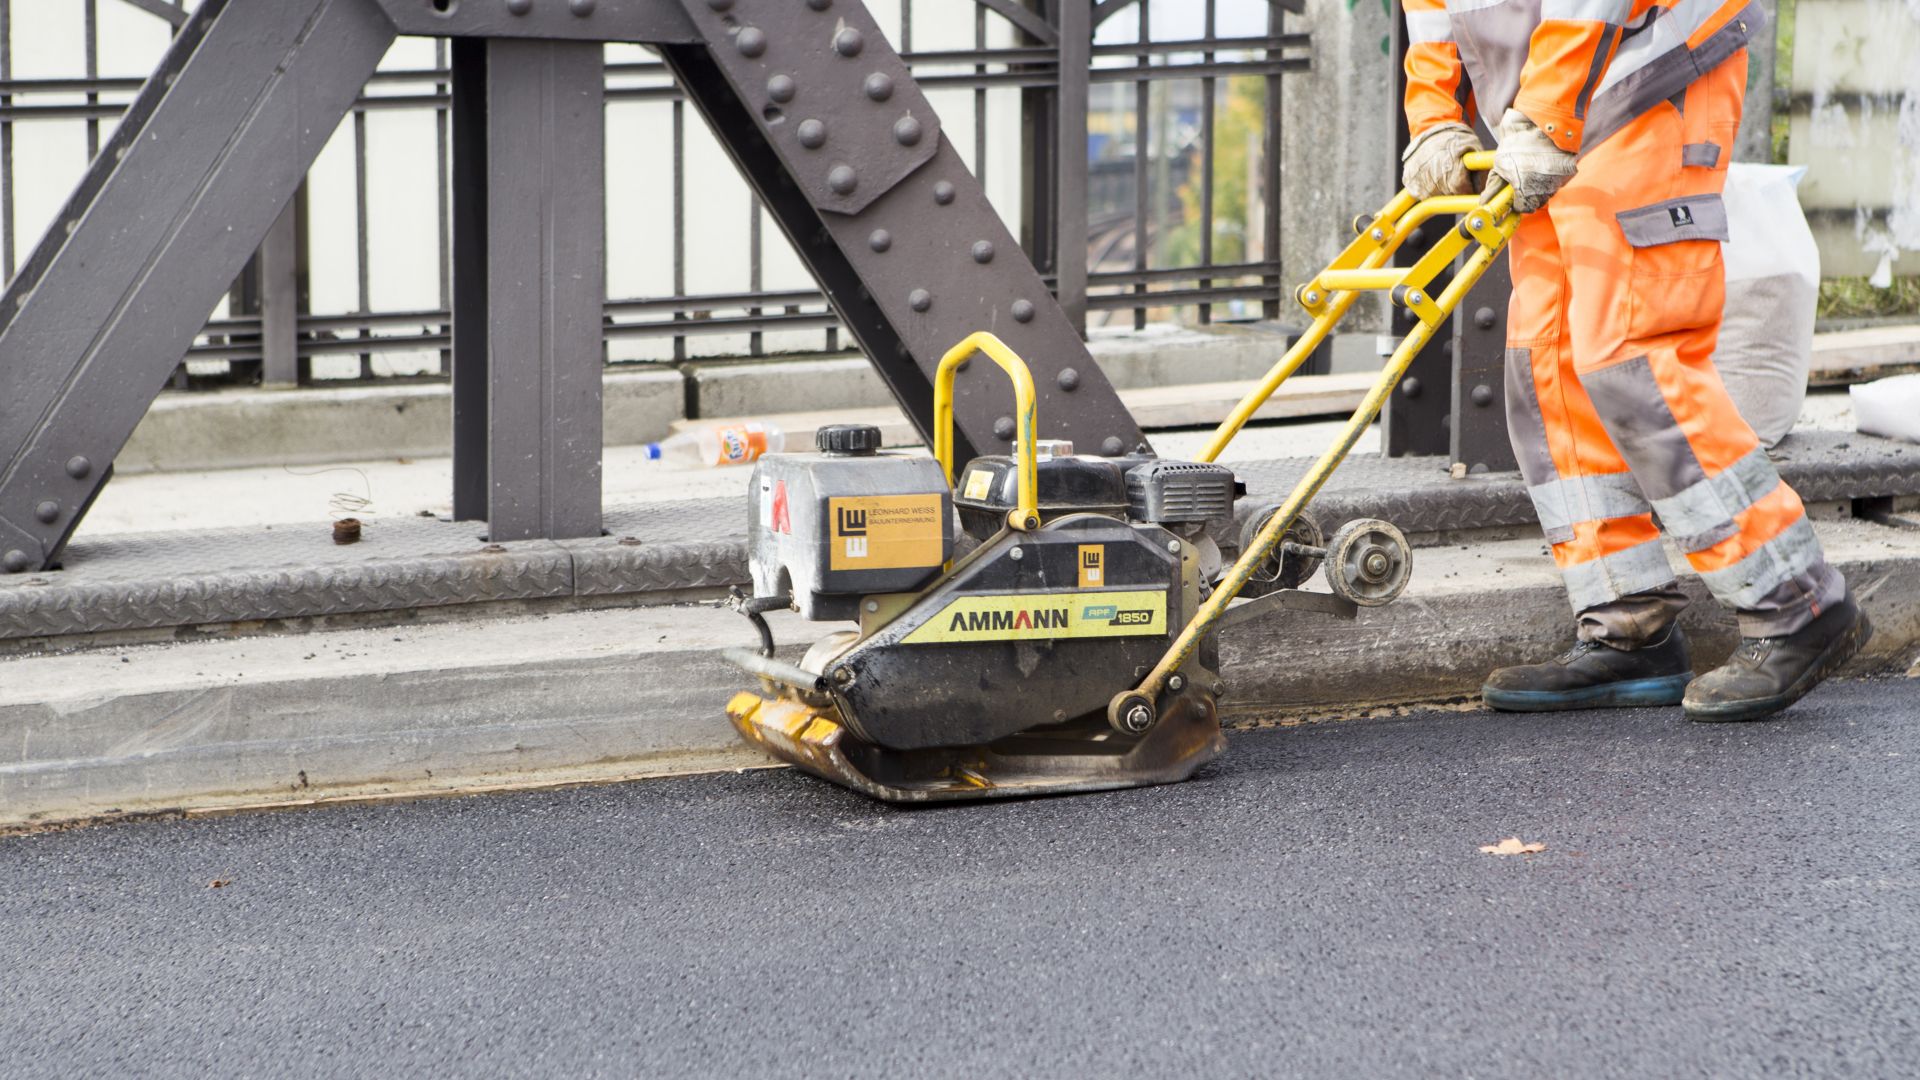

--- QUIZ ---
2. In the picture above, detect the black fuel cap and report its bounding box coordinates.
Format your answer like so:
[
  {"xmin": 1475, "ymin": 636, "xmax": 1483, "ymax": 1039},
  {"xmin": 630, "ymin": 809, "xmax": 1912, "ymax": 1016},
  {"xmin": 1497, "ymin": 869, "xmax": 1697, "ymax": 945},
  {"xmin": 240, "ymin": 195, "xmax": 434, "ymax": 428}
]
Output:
[{"xmin": 816, "ymin": 423, "xmax": 884, "ymax": 456}]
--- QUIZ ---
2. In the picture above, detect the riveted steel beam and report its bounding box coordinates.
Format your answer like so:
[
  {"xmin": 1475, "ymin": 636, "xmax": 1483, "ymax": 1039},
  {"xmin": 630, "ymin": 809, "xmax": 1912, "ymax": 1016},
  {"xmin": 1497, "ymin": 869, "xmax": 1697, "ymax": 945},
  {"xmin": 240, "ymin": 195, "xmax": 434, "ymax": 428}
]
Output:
[
  {"xmin": 662, "ymin": 0, "xmax": 1147, "ymax": 462},
  {"xmin": 374, "ymin": 0, "xmax": 700, "ymax": 42},
  {"xmin": 0, "ymin": 0, "xmax": 396, "ymax": 573},
  {"xmin": 473, "ymin": 38, "xmax": 606, "ymax": 542},
  {"xmin": 1450, "ymin": 256, "xmax": 1517, "ymax": 474}
]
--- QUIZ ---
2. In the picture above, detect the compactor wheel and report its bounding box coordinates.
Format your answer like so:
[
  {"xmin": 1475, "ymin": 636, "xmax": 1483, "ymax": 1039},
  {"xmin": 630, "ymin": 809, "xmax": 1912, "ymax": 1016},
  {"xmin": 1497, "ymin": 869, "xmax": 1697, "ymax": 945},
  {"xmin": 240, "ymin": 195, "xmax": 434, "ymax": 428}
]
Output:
[{"xmin": 1324, "ymin": 518, "xmax": 1412, "ymax": 607}]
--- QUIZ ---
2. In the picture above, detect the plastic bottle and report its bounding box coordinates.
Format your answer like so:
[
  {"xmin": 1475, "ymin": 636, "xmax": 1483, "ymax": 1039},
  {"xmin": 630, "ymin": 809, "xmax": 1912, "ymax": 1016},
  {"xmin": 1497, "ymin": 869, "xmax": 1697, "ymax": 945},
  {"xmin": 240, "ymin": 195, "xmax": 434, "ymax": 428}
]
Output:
[{"xmin": 643, "ymin": 421, "xmax": 786, "ymax": 466}]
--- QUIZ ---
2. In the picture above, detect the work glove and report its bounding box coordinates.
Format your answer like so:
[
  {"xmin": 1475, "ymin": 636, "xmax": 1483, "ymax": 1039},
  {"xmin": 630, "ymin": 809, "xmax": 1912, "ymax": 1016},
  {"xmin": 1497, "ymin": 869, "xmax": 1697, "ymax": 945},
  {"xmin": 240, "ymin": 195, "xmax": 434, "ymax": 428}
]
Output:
[
  {"xmin": 1401, "ymin": 121, "xmax": 1482, "ymax": 200},
  {"xmin": 1491, "ymin": 108, "xmax": 1577, "ymax": 214}
]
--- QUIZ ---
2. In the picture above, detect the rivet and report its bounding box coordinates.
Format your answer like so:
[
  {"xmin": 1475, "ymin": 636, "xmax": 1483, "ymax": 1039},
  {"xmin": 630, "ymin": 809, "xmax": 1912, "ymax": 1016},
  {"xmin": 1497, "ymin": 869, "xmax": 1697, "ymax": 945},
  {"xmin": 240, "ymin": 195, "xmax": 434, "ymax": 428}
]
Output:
[
  {"xmin": 1, "ymin": 550, "xmax": 29, "ymax": 574},
  {"xmin": 1011, "ymin": 299, "xmax": 1035, "ymax": 323},
  {"xmin": 1475, "ymin": 306, "xmax": 1497, "ymax": 329},
  {"xmin": 65, "ymin": 456, "xmax": 92, "ymax": 479},
  {"xmin": 1402, "ymin": 377, "xmax": 1422, "ymax": 398},
  {"xmin": 863, "ymin": 72, "xmax": 894, "ymax": 101},
  {"xmin": 1304, "ymin": 291, "xmax": 1321, "ymax": 304},
  {"xmin": 892, "ymin": 115, "xmax": 922, "ymax": 146},
  {"xmin": 933, "ymin": 181, "xmax": 956, "ymax": 205},
  {"xmin": 736, "ymin": 26, "xmax": 767, "ymax": 56},
  {"xmin": 766, "ymin": 74, "xmax": 796, "ymax": 103},
  {"xmin": 797, "ymin": 118, "xmax": 826, "ymax": 149},
  {"xmin": 1370, "ymin": 228, "xmax": 1385, "ymax": 242},
  {"xmin": 1471, "ymin": 384, "xmax": 1495, "ymax": 407},
  {"xmin": 505, "ymin": 0, "xmax": 531, "ymax": 13},
  {"xmin": 864, "ymin": 599, "xmax": 879, "ymax": 612},
  {"xmin": 993, "ymin": 416, "xmax": 1016, "ymax": 440},
  {"xmin": 34, "ymin": 500, "xmax": 58, "ymax": 525},
  {"xmin": 827, "ymin": 164, "xmax": 857, "ymax": 194},
  {"xmin": 834, "ymin": 28, "xmax": 864, "ymax": 56},
  {"xmin": 868, "ymin": 229, "xmax": 892, "ymax": 253},
  {"xmin": 909, "ymin": 288, "xmax": 932, "ymax": 313},
  {"xmin": 971, "ymin": 240, "xmax": 994, "ymax": 264},
  {"xmin": 1408, "ymin": 293, "xmax": 1424, "ymax": 306},
  {"xmin": 1100, "ymin": 436, "xmax": 1124, "ymax": 456},
  {"xmin": 1469, "ymin": 216, "xmax": 1485, "ymax": 230},
  {"xmin": 567, "ymin": 0, "xmax": 594, "ymax": 14},
  {"xmin": 1056, "ymin": 367, "xmax": 1080, "ymax": 391},
  {"xmin": 1545, "ymin": 123, "xmax": 1555, "ymax": 133},
  {"xmin": 1008, "ymin": 546, "xmax": 1023, "ymax": 561},
  {"xmin": 1167, "ymin": 539, "xmax": 1182, "ymax": 554}
]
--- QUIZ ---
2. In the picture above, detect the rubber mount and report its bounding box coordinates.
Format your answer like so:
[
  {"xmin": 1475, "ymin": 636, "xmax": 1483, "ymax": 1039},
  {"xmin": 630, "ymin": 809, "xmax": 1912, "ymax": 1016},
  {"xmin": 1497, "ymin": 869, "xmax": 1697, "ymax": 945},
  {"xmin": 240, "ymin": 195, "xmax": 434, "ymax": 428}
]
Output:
[
  {"xmin": 1325, "ymin": 518, "xmax": 1412, "ymax": 607},
  {"xmin": 1108, "ymin": 691, "xmax": 1157, "ymax": 736}
]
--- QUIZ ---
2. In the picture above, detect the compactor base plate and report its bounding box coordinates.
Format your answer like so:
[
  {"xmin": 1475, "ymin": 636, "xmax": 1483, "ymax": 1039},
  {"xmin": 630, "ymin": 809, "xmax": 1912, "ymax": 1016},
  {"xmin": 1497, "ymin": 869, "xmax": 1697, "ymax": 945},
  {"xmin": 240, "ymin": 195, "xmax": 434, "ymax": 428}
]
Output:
[{"xmin": 726, "ymin": 690, "xmax": 1225, "ymax": 803}]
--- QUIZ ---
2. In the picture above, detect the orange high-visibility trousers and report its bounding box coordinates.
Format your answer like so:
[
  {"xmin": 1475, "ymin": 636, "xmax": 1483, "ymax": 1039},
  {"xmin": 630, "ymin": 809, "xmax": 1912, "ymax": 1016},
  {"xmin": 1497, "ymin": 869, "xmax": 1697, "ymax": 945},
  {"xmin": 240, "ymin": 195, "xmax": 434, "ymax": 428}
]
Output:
[{"xmin": 1504, "ymin": 49, "xmax": 1845, "ymax": 644}]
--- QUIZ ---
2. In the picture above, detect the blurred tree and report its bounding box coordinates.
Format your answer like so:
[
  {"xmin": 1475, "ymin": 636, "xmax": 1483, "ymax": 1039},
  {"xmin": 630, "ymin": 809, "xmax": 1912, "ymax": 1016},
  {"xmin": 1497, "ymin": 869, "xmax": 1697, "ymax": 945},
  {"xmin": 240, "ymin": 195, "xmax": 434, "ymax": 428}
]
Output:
[{"xmin": 1160, "ymin": 75, "xmax": 1264, "ymax": 270}]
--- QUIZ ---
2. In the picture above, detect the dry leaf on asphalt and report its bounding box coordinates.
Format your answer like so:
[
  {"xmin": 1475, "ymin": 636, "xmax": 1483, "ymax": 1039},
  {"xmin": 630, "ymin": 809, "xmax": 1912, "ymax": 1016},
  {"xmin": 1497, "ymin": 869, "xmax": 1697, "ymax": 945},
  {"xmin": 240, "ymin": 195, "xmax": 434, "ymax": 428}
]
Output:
[
  {"xmin": 1479, "ymin": 837, "xmax": 1546, "ymax": 856},
  {"xmin": 208, "ymin": 878, "xmax": 232, "ymax": 889}
]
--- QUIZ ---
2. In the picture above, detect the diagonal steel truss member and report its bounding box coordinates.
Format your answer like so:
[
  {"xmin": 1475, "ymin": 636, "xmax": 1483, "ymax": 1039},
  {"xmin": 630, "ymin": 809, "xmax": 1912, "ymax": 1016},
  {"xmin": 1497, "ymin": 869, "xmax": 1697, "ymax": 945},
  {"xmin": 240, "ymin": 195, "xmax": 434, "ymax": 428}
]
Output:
[{"xmin": 0, "ymin": 0, "xmax": 1147, "ymax": 573}]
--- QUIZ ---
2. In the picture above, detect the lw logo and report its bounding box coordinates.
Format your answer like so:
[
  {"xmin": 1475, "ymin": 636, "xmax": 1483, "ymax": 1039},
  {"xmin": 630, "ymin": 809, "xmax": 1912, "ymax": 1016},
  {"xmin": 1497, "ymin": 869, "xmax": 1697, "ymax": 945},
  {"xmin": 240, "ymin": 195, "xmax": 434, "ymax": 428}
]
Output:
[
  {"xmin": 1669, "ymin": 204, "xmax": 1694, "ymax": 228},
  {"xmin": 837, "ymin": 507, "xmax": 868, "ymax": 559},
  {"xmin": 1077, "ymin": 544, "xmax": 1104, "ymax": 588}
]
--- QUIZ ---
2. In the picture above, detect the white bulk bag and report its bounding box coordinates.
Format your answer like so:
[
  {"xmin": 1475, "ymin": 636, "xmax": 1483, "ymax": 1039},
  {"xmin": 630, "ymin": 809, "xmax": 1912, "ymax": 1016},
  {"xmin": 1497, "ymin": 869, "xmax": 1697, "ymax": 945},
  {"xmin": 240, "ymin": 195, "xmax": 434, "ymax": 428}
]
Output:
[
  {"xmin": 1713, "ymin": 164, "xmax": 1819, "ymax": 448},
  {"xmin": 1851, "ymin": 373, "xmax": 1920, "ymax": 444}
]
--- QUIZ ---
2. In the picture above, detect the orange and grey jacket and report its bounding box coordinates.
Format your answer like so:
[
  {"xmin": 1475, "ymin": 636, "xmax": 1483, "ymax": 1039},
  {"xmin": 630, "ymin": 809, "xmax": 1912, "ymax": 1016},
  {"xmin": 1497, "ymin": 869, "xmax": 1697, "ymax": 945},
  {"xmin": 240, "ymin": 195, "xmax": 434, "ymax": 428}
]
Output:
[{"xmin": 1403, "ymin": 0, "xmax": 1764, "ymax": 154}]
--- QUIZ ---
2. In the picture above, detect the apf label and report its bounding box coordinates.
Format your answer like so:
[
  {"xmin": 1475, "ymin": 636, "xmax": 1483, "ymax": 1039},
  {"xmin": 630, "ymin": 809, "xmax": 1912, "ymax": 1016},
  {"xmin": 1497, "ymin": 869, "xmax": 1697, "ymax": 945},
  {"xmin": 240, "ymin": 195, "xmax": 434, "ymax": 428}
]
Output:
[
  {"xmin": 828, "ymin": 494, "xmax": 944, "ymax": 571},
  {"xmin": 901, "ymin": 589, "xmax": 1167, "ymax": 644}
]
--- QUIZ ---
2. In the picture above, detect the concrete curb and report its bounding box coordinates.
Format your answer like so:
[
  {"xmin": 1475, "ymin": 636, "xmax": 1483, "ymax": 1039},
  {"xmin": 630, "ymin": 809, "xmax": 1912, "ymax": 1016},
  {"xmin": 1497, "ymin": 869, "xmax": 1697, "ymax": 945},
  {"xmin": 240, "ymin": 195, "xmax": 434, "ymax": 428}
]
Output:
[
  {"xmin": 2, "ymin": 521, "xmax": 1914, "ymax": 829},
  {"xmin": 119, "ymin": 369, "xmax": 685, "ymax": 475},
  {"xmin": 121, "ymin": 325, "xmax": 1316, "ymax": 474}
]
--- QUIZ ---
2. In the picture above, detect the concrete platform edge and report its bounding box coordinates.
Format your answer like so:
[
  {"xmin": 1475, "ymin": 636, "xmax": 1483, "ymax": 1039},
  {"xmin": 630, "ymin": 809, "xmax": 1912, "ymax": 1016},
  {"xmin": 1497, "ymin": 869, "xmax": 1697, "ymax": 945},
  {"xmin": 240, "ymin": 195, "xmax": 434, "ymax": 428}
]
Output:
[{"xmin": 2, "ymin": 527, "xmax": 1915, "ymax": 830}]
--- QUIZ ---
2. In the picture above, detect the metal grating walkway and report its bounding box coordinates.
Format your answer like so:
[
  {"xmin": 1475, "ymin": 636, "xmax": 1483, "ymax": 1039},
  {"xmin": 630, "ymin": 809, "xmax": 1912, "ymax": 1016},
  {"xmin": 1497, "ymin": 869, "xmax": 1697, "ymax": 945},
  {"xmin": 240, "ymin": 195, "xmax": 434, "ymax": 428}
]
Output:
[{"xmin": 3, "ymin": 431, "xmax": 1915, "ymax": 643}]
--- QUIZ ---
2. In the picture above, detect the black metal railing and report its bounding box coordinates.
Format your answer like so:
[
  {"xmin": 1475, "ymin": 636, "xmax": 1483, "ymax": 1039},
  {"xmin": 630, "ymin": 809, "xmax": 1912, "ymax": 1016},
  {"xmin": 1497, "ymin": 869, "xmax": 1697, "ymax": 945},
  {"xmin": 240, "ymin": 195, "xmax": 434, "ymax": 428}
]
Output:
[{"xmin": 0, "ymin": 0, "xmax": 1308, "ymax": 388}]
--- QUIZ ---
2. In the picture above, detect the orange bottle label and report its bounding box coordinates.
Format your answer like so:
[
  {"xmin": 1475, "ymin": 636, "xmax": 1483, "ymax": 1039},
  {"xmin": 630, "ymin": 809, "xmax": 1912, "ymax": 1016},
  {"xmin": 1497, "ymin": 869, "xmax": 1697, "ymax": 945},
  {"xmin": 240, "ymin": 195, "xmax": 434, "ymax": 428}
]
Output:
[{"xmin": 714, "ymin": 424, "xmax": 769, "ymax": 465}]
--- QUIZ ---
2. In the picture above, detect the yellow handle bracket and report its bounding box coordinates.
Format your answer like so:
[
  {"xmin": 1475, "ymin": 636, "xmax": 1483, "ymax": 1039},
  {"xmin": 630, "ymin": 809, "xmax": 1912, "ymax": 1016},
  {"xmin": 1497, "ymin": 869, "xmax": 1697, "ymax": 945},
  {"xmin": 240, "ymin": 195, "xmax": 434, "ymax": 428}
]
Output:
[{"xmin": 934, "ymin": 332, "xmax": 1042, "ymax": 532}]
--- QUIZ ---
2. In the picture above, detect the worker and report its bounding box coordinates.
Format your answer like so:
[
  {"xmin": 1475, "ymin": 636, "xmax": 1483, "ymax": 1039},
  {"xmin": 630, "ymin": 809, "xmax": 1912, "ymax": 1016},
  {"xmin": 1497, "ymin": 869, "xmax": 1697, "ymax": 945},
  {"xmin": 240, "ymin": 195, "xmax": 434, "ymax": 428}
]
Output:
[{"xmin": 1398, "ymin": 0, "xmax": 1870, "ymax": 721}]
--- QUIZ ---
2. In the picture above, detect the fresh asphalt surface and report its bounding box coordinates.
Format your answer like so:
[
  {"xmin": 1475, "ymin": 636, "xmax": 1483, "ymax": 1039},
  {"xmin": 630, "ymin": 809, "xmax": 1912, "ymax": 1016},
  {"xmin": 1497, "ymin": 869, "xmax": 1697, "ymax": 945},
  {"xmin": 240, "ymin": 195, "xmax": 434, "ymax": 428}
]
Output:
[{"xmin": 2, "ymin": 678, "xmax": 1916, "ymax": 1078}]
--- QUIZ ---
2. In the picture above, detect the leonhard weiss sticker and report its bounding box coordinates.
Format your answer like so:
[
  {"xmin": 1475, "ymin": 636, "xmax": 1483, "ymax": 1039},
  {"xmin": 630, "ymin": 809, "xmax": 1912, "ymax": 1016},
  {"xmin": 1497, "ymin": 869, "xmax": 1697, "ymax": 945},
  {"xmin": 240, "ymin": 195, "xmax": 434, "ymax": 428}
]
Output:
[
  {"xmin": 828, "ymin": 494, "xmax": 944, "ymax": 571},
  {"xmin": 902, "ymin": 590, "xmax": 1168, "ymax": 644}
]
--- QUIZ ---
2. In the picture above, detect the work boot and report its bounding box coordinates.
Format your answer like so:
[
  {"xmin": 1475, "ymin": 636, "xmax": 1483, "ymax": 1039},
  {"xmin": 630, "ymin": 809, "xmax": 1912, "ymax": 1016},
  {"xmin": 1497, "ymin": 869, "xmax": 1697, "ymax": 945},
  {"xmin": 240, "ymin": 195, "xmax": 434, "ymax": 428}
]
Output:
[
  {"xmin": 1482, "ymin": 624, "xmax": 1693, "ymax": 712},
  {"xmin": 1684, "ymin": 593, "xmax": 1873, "ymax": 723}
]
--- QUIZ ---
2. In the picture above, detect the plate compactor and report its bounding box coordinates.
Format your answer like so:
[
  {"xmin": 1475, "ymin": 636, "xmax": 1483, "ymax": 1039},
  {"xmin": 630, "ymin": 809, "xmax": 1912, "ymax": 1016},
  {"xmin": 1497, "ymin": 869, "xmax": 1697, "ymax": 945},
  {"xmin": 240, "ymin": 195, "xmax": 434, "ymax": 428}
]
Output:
[{"xmin": 725, "ymin": 158, "xmax": 1519, "ymax": 802}]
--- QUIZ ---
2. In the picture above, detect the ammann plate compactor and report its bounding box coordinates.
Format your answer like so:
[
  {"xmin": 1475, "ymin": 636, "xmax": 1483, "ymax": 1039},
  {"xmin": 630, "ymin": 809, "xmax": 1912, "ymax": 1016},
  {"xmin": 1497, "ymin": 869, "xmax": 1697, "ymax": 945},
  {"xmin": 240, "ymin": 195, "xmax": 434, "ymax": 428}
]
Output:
[{"xmin": 725, "ymin": 159, "xmax": 1518, "ymax": 802}]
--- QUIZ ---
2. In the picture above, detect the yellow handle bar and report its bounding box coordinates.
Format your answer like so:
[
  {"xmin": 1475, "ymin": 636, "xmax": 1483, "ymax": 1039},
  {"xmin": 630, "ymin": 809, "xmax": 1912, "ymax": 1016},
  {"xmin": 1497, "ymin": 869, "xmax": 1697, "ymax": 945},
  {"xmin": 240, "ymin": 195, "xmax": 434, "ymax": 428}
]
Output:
[
  {"xmin": 1116, "ymin": 155, "xmax": 1517, "ymax": 724},
  {"xmin": 933, "ymin": 332, "xmax": 1042, "ymax": 532}
]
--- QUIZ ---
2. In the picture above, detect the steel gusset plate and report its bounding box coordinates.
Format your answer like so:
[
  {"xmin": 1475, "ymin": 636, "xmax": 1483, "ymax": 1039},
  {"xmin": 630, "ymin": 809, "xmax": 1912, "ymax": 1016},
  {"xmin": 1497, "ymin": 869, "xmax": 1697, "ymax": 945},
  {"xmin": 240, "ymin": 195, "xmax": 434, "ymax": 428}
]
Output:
[
  {"xmin": 669, "ymin": 0, "xmax": 1148, "ymax": 464},
  {"xmin": 674, "ymin": 0, "xmax": 940, "ymax": 216}
]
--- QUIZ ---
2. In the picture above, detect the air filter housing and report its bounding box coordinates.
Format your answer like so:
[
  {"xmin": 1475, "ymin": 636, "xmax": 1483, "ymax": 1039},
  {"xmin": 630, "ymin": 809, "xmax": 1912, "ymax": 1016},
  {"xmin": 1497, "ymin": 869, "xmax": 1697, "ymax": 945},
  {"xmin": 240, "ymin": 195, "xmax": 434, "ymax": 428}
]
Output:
[{"xmin": 1124, "ymin": 460, "xmax": 1240, "ymax": 525}]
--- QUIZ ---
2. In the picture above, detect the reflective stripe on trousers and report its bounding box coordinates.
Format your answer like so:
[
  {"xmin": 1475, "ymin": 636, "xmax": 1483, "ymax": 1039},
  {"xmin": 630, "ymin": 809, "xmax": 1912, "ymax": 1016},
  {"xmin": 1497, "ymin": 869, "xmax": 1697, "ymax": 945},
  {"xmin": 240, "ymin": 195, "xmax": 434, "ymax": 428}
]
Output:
[{"xmin": 1503, "ymin": 49, "xmax": 1845, "ymax": 640}]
